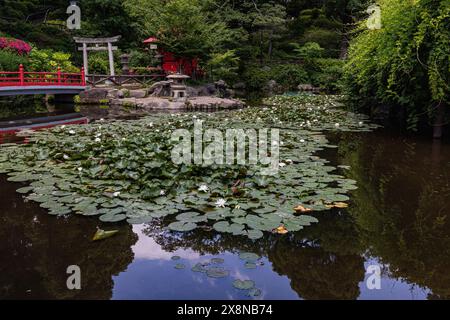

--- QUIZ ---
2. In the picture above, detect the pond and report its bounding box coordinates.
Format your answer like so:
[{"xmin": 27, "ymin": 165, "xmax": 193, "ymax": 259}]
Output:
[{"xmin": 0, "ymin": 96, "xmax": 449, "ymax": 300}]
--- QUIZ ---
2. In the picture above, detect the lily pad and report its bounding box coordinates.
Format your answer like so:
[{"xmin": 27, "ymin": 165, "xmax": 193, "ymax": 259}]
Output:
[
  {"xmin": 206, "ymin": 266, "xmax": 229, "ymax": 278},
  {"xmin": 168, "ymin": 221, "xmax": 197, "ymax": 232},
  {"xmin": 232, "ymin": 279, "xmax": 255, "ymax": 290},
  {"xmin": 239, "ymin": 252, "xmax": 260, "ymax": 262}
]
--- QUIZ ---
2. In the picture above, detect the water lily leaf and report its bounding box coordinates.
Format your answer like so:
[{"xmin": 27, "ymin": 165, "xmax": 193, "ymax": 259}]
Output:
[
  {"xmin": 247, "ymin": 288, "xmax": 262, "ymax": 297},
  {"xmin": 174, "ymin": 263, "xmax": 185, "ymax": 269},
  {"xmin": 247, "ymin": 229, "xmax": 264, "ymax": 240},
  {"xmin": 206, "ymin": 266, "xmax": 229, "ymax": 278},
  {"xmin": 48, "ymin": 206, "xmax": 72, "ymax": 216},
  {"xmin": 239, "ymin": 252, "xmax": 260, "ymax": 262},
  {"xmin": 16, "ymin": 186, "xmax": 34, "ymax": 194},
  {"xmin": 233, "ymin": 279, "xmax": 255, "ymax": 290},
  {"xmin": 171, "ymin": 255, "xmax": 181, "ymax": 260},
  {"xmin": 211, "ymin": 258, "xmax": 224, "ymax": 264},
  {"xmin": 176, "ymin": 211, "xmax": 207, "ymax": 223},
  {"xmin": 229, "ymin": 223, "xmax": 246, "ymax": 235},
  {"xmin": 7, "ymin": 174, "xmax": 36, "ymax": 182},
  {"xmin": 168, "ymin": 221, "xmax": 197, "ymax": 232},
  {"xmin": 191, "ymin": 263, "xmax": 208, "ymax": 273},
  {"xmin": 213, "ymin": 221, "xmax": 230, "ymax": 233},
  {"xmin": 99, "ymin": 213, "xmax": 127, "ymax": 222},
  {"xmin": 92, "ymin": 228, "xmax": 119, "ymax": 241}
]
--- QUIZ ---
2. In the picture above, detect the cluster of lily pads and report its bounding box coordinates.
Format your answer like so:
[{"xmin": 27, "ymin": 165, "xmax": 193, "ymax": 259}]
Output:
[
  {"xmin": 171, "ymin": 252, "xmax": 263, "ymax": 297},
  {"xmin": 0, "ymin": 95, "xmax": 378, "ymax": 240}
]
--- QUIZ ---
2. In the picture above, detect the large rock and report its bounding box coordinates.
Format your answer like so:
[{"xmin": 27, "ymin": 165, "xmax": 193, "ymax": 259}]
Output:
[
  {"xmin": 129, "ymin": 89, "xmax": 147, "ymax": 99},
  {"xmin": 148, "ymin": 81, "xmax": 171, "ymax": 97},
  {"xmin": 79, "ymin": 88, "xmax": 109, "ymax": 103},
  {"xmin": 109, "ymin": 96, "xmax": 244, "ymax": 112},
  {"xmin": 264, "ymin": 79, "xmax": 282, "ymax": 96}
]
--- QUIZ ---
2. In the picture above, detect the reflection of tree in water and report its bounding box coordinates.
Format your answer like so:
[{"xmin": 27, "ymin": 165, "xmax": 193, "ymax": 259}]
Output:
[
  {"xmin": 268, "ymin": 212, "xmax": 365, "ymax": 300},
  {"xmin": 336, "ymin": 132, "xmax": 450, "ymax": 299},
  {"xmin": 143, "ymin": 209, "xmax": 366, "ymax": 300},
  {"xmin": 0, "ymin": 176, "xmax": 137, "ymax": 299}
]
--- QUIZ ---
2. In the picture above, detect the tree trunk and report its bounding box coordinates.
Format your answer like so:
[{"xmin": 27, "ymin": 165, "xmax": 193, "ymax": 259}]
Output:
[{"xmin": 339, "ymin": 34, "xmax": 349, "ymax": 60}]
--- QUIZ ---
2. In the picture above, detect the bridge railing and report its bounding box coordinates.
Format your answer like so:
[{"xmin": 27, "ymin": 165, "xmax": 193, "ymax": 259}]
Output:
[{"xmin": 0, "ymin": 64, "xmax": 86, "ymax": 87}]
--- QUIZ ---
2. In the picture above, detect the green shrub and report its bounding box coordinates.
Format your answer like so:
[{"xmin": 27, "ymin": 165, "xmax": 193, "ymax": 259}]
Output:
[
  {"xmin": 313, "ymin": 59, "xmax": 344, "ymax": 93},
  {"xmin": 28, "ymin": 48, "xmax": 79, "ymax": 72},
  {"xmin": 129, "ymin": 50, "xmax": 158, "ymax": 68},
  {"xmin": 301, "ymin": 28, "xmax": 340, "ymax": 57},
  {"xmin": 206, "ymin": 50, "xmax": 240, "ymax": 83},
  {"xmin": 0, "ymin": 49, "xmax": 28, "ymax": 71},
  {"xmin": 344, "ymin": 0, "xmax": 449, "ymax": 130},
  {"xmin": 88, "ymin": 51, "xmax": 121, "ymax": 75},
  {"xmin": 242, "ymin": 64, "xmax": 309, "ymax": 91}
]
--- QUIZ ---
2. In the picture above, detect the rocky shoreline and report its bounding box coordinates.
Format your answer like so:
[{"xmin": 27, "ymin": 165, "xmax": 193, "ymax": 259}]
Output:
[{"xmin": 76, "ymin": 86, "xmax": 245, "ymax": 114}]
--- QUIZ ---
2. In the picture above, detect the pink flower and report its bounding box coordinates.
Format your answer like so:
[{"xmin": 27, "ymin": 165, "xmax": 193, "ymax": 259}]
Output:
[{"xmin": 0, "ymin": 37, "xmax": 32, "ymax": 55}]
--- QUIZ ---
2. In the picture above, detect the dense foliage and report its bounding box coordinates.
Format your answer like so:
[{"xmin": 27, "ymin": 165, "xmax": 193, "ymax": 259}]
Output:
[
  {"xmin": 1, "ymin": 0, "xmax": 370, "ymax": 91},
  {"xmin": 344, "ymin": 0, "xmax": 450, "ymax": 129}
]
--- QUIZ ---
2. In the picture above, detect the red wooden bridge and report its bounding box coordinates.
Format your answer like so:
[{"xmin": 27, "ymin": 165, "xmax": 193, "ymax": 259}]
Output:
[{"xmin": 0, "ymin": 64, "xmax": 86, "ymax": 96}]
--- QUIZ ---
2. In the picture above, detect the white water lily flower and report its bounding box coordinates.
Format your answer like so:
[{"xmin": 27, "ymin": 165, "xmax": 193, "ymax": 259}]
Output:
[
  {"xmin": 77, "ymin": 167, "xmax": 83, "ymax": 172},
  {"xmin": 198, "ymin": 184, "xmax": 209, "ymax": 192},
  {"xmin": 286, "ymin": 159, "xmax": 293, "ymax": 164},
  {"xmin": 160, "ymin": 190, "xmax": 166, "ymax": 196},
  {"xmin": 69, "ymin": 130, "xmax": 75, "ymax": 135},
  {"xmin": 113, "ymin": 192, "xmax": 121, "ymax": 197},
  {"xmin": 215, "ymin": 198, "xmax": 226, "ymax": 208},
  {"xmin": 358, "ymin": 121, "xmax": 363, "ymax": 126},
  {"xmin": 100, "ymin": 118, "xmax": 105, "ymax": 121},
  {"xmin": 279, "ymin": 162, "xmax": 286, "ymax": 167},
  {"xmin": 335, "ymin": 123, "xmax": 340, "ymax": 127},
  {"xmin": 235, "ymin": 204, "xmax": 241, "ymax": 209},
  {"xmin": 63, "ymin": 154, "xmax": 70, "ymax": 160},
  {"xmin": 61, "ymin": 125, "xmax": 66, "ymax": 129},
  {"xmin": 300, "ymin": 139, "xmax": 305, "ymax": 143},
  {"xmin": 95, "ymin": 137, "xmax": 101, "ymax": 142}
]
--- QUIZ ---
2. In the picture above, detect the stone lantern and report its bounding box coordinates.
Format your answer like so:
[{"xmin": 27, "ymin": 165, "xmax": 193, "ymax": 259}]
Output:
[
  {"xmin": 167, "ymin": 74, "xmax": 190, "ymax": 102},
  {"xmin": 120, "ymin": 53, "xmax": 130, "ymax": 75}
]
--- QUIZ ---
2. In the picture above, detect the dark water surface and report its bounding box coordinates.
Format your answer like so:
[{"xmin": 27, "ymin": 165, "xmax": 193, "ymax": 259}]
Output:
[{"xmin": 0, "ymin": 103, "xmax": 449, "ymax": 300}]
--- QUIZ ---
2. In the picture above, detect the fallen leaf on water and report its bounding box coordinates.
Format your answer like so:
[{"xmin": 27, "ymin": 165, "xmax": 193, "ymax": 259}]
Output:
[
  {"xmin": 92, "ymin": 228, "xmax": 119, "ymax": 241},
  {"xmin": 294, "ymin": 205, "xmax": 313, "ymax": 213},
  {"xmin": 274, "ymin": 225, "xmax": 288, "ymax": 234},
  {"xmin": 325, "ymin": 202, "xmax": 349, "ymax": 209}
]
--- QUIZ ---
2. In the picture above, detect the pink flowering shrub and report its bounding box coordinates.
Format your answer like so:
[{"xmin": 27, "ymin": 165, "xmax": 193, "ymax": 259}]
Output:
[{"xmin": 0, "ymin": 37, "xmax": 32, "ymax": 55}]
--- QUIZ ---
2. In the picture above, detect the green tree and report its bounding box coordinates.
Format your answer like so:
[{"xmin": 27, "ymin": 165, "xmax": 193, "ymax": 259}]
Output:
[
  {"xmin": 125, "ymin": 0, "xmax": 234, "ymax": 63},
  {"xmin": 345, "ymin": 0, "xmax": 449, "ymax": 136}
]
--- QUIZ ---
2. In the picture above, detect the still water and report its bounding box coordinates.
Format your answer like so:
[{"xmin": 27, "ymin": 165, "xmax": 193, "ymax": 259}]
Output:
[{"xmin": 0, "ymin": 102, "xmax": 449, "ymax": 300}]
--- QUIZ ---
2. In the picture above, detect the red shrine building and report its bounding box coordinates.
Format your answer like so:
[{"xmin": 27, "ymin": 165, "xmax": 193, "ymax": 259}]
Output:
[{"xmin": 143, "ymin": 37, "xmax": 202, "ymax": 77}]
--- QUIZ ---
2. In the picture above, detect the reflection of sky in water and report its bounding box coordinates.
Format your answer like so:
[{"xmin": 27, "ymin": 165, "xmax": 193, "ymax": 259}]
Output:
[
  {"xmin": 358, "ymin": 258, "xmax": 430, "ymax": 300},
  {"xmin": 111, "ymin": 226, "xmax": 432, "ymax": 300}
]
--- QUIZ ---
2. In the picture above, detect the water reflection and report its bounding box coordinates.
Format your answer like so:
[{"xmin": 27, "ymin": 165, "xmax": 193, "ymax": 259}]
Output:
[
  {"xmin": 334, "ymin": 131, "xmax": 450, "ymax": 299},
  {"xmin": 0, "ymin": 128, "xmax": 449, "ymax": 299},
  {"xmin": 0, "ymin": 176, "xmax": 137, "ymax": 299}
]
